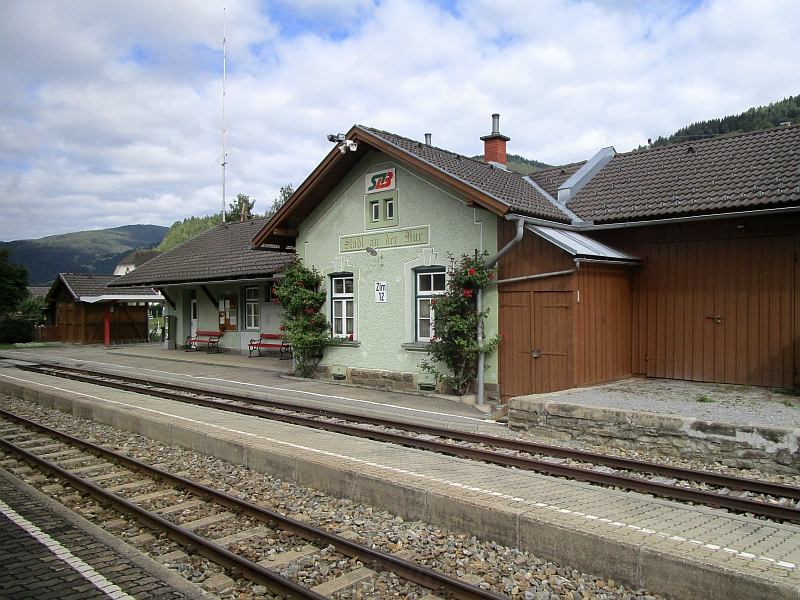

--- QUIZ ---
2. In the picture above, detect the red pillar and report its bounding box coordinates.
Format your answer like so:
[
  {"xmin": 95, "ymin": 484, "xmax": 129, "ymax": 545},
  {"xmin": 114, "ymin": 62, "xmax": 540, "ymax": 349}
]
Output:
[{"xmin": 104, "ymin": 306, "xmax": 110, "ymax": 347}]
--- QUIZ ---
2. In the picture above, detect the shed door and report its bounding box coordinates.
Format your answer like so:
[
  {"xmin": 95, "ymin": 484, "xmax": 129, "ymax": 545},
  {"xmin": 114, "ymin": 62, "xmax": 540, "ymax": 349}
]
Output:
[
  {"xmin": 645, "ymin": 235, "xmax": 794, "ymax": 388},
  {"xmin": 500, "ymin": 291, "xmax": 573, "ymax": 400}
]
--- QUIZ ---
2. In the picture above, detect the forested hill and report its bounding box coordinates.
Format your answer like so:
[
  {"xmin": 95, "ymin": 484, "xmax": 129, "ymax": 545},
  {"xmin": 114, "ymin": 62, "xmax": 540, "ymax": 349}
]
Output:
[
  {"xmin": 0, "ymin": 224, "xmax": 167, "ymax": 286},
  {"xmin": 473, "ymin": 152, "xmax": 552, "ymax": 174},
  {"xmin": 652, "ymin": 95, "xmax": 799, "ymax": 147},
  {"xmin": 157, "ymin": 215, "xmax": 222, "ymax": 252}
]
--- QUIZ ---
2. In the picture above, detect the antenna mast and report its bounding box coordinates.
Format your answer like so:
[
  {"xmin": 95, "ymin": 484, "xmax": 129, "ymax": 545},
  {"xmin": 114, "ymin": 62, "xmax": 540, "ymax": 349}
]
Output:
[{"xmin": 221, "ymin": 8, "xmax": 227, "ymax": 223}]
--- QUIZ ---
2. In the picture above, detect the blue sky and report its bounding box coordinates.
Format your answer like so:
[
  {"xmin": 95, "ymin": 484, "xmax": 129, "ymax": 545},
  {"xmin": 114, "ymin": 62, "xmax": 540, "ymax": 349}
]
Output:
[{"xmin": 0, "ymin": 0, "xmax": 797, "ymax": 241}]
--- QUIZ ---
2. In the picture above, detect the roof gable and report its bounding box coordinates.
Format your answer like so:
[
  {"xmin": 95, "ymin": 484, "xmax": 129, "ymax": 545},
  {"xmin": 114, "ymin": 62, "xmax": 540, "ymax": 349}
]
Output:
[
  {"xmin": 47, "ymin": 273, "xmax": 161, "ymax": 302},
  {"xmin": 252, "ymin": 125, "xmax": 571, "ymax": 248}
]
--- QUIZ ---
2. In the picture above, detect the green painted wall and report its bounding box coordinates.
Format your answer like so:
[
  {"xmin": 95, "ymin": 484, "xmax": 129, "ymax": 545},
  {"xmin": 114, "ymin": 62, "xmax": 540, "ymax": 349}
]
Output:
[
  {"xmin": 165, "ymin": 282, "xmax": 282, "ymax": 352},
  {"xmin": 298, "ymin": 150, "xmax": 500, "ymax": 384}
]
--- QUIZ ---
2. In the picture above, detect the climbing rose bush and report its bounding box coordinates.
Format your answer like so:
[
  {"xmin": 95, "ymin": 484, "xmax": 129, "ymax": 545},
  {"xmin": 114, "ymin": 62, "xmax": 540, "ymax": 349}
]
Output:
[
  {"xmin": 273, "ymin": 259, "xmax": 333, "ymax": 377},
  {"xmin": 419, "ymin": 251, "xmax": 503, "ymax": 395}
]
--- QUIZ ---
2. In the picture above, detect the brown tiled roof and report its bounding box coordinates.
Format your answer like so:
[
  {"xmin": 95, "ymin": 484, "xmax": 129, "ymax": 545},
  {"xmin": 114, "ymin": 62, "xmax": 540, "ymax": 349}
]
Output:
[
  {"xmin": 117, "ymin": 248, "xmax": 162, "ymax": 268},
  {"xmin": 52, "ymin": 274, "xmax": 160, "ymax": 300},
  {"xmin": 567, "ymin": 125, "xmax": 800, "ymax": 224},
  {"xmin": 110, "ymin": 218, "xmax": 292, "ymax": 287},
  {"xmin": 360, "ymin": 127, "xmax": 571, "ymax": 223},
  {"xmin": 527, "ymin": 161, "xmax": 585, "ymax": 200}
]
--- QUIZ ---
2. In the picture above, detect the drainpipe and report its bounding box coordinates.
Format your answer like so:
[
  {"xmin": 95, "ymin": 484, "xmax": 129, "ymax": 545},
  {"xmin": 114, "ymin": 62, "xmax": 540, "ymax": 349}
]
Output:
[{"xmin": 476, "ymin": 218, "xmax": 525, "ymax": 407}]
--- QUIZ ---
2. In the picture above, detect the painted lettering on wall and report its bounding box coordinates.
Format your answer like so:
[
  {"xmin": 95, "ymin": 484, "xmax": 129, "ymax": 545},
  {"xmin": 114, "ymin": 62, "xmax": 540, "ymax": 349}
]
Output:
[
  {"xmin": 340, "ymin": 226, "xmax": 429, "ymax": 253},
  {"xmin": 365, "ymin": 168, "xmax": 396, "ymax": 194}
]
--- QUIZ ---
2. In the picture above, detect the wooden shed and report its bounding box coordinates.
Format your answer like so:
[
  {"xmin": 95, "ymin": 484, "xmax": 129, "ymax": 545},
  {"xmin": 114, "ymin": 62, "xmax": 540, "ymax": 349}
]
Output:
[
  {"xmin": 498, "ymin": 124, "xmax": 800, "ymax": 400},
  {"xmin": 497, "ymin": 223, "xmax": 639, "ymax": 399},
  {"xmin": 46, "ymin": 274, "xmax": 162, "ymax": 345}
]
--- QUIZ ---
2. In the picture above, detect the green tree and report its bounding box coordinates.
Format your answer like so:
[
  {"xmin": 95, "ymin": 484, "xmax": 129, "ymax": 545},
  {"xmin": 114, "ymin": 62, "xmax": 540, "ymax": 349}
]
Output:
[
  {"xmin": 273, "ymin": 259, "xmax": 335, "ymax": 377},
  {"xmin": 156, "ymin": 215, "xmax": 222, "ymax": 251},
  {"xmin": 266, "ymin": 184, "xmax": 294, "ymax": 218},
  {"xmin": 419, "ymin": 252, "xmax": 503, "ymax": 395},
  {"xmin": 16, "ymin": 293, "xmax": 47, "ymax": 322},
  {"xmin": 228, "ymin": 193, "xmax": 256, "ymax": 222},
  {"xmin": 0, "ymin": 248, "xmax": 29, "ymax": 315}
]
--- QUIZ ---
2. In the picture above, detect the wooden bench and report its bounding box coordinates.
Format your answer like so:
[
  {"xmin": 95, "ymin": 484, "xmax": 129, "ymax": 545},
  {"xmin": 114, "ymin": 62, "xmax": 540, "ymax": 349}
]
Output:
[
  {"xmin": 248, "ymin": 333, "xmax": 292, "ymax": 359},
  {"xmin": 185, "ymin": 330, "xmax": 223, "ymax": 353}
]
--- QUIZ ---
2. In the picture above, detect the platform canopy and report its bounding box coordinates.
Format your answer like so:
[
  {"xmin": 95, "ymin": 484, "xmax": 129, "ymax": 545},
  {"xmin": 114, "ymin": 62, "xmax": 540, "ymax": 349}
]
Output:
[{"xmin": 526, "ymin": 225, "xmax": 641, "ymax": 263}]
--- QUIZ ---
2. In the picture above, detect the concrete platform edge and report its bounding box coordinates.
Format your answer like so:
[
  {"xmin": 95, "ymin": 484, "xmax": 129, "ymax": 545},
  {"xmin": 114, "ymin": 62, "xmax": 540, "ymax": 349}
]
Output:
[
  {"xmin": 0, "ymin": 465, "xmax": 209, "ymax": 600},
  {"xmin": 3, "ymin": 377, "xmax": 799, "ymax": 600}
]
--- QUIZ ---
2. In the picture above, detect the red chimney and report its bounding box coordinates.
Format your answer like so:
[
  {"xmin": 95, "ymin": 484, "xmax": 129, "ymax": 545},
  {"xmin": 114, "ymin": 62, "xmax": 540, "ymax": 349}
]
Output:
[{"xmin": 480, "ymin": 113, "xmax": 510, "ymax": 165}]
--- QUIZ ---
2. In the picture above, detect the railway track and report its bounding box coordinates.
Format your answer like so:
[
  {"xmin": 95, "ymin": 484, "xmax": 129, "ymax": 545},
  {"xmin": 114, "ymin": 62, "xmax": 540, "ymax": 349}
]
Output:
[
  {"xmin": 13, "ymin": 361, "xmax": 800, "ymax": 524},
  {"xmin": 0, "ymin": 407, "xmax": 507, "ymax": 600}
]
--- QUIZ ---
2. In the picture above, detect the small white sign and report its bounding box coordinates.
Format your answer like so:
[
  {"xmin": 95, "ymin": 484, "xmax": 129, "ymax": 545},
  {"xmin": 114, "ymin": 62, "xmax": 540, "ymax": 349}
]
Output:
[{"xmin": 374, "ymin": 281, "xmax": 387, "ymax": 303}]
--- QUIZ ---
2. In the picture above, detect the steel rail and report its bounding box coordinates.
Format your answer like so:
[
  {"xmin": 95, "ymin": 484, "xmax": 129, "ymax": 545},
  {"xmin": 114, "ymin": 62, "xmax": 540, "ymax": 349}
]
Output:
[
  {"xmin": 0, "ymin": 408, "xmax": 507, "ymax": 600},
  {"xmin": 20, "ymin": 362, "xmax": 800, "ymax": 501},
  {"xmin": 18, "ymin": 363, "xmax": 800, "ymax": 510}
]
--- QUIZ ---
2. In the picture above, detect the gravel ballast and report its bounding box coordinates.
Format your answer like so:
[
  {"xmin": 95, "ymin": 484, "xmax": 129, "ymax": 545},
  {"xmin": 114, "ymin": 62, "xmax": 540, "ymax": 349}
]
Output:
[{"xmin": 0, "ymin": 394, "xmax": 665, "ymax": 600}]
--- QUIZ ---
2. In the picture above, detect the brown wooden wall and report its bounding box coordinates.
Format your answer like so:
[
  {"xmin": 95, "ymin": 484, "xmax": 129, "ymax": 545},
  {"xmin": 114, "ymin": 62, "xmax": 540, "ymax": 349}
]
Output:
[
  {"xmin": 573, "ymin": 264, "xmax": 633, "ymax": 388},
  {"xmin": 497, "ymin": 213, "xmax": 797, "ymax": 398},
  {"xmin": 54, "ymin": 300, "xmax": 149, "ymax": 344},
  {"xmin": 496, "ymin": 220, "xmax": 634, "ymax": 401},
  {"xmin": 596, "ymin": 214, "xmax": 799, "ymax": 389}
]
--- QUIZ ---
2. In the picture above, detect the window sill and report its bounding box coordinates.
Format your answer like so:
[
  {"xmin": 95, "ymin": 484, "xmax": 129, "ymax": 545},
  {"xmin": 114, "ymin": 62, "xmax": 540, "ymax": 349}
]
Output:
[
  {"xmin": 402, "ymin": 342, "xmax": 431, "ymax": 352},
  {"xmin": 333, "ymin": 339, "xmax": 361, "ymax": 347}
]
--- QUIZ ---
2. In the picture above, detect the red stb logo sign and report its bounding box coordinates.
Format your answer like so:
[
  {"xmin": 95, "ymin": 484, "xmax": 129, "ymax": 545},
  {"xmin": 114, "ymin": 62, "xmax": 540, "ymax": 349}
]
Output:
[{"xmin": 368, "ymin": 171, "xmax": 393, "ymax": 191}]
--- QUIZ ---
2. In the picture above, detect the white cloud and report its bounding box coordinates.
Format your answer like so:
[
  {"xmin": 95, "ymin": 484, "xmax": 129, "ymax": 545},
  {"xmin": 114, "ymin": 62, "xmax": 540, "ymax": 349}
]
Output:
[{"xmin": 0, "ymin": 0, "xmax": 798, "ymax": 240}]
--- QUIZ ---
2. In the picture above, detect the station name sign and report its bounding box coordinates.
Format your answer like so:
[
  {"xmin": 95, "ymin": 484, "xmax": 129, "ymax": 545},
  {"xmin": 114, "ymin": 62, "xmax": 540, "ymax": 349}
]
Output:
[{"xmin": 340, "ymin": 225, "xmax": 429, "ymax": 253}]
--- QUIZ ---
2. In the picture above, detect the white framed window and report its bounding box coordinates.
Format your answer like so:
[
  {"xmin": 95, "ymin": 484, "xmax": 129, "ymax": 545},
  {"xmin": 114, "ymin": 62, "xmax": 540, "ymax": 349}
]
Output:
[
  {"xmin": 385, "ymin": 198, "xmax": 394, "ymax": 220},
  {"xmin": 331, "ymin": 275, "xmax": 354, "ymax": 338},
  {"xmin": 370, "ymin": 201, "xmax": 380, "ymax": 222},
  {"xmin": 245, "ymin": 287, "xmax": 260, "ymax": 329},
  {"xmin": 416, "ymin": 270, "xmax": 446, "ymax": 341}
]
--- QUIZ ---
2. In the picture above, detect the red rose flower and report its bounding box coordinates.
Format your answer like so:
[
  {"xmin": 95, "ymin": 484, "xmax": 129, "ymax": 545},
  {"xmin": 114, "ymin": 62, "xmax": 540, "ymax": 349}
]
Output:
[
  {"xmin": 273, "ymin": 298, "xmax": 278, "ymax": 303},
  {"xmin": 469, "ymin": 268, "xmax": 475, "ymax": 275},
  {"xmin": 349, "ymin": 334, "xmax": 354, "ymax": 340},
  {"xmin": 296, "ymin": 281, "xmax": 303, "ymax": 286},
  {"xmin": 431, "ymin": 299, "xmax": 437, "ymax": 305},
  {"xmin": 462, "ymin": 289, "xmax": 473, "ymax": 298},
  {"xmin": 489, "ymin": 273, "xmax": 494, "ymax": 279},
  {"xmin": 279, "ymin": 325, "xmax": 284, "ymax": 331},
  {"xmin": 502, "ymin": 333, "xmax": 506, "ymax": 339}
]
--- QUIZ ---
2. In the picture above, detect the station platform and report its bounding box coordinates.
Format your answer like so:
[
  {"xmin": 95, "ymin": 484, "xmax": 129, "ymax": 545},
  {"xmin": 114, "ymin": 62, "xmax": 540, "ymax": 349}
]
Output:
[
  {"xmin": 2, "ymin": 349, "xmax": 800, "ymax": 600},
  {"xmin": 0, "ymin": 345, "xmax": 500, "ymax": 433},
  {"xmin": 0, "ymin": 466, "xmax": 203, "ymax": 600}
]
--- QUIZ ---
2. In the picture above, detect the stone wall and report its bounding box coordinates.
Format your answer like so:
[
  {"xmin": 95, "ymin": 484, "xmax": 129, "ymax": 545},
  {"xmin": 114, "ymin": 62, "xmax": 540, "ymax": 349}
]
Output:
[
  {"xmin": 313, "ymin": 365, "xmax": 501, "ymax": 401},
  {"xmin": 509, "ymin": 397, "xmax": 800, "ymax": 475}
]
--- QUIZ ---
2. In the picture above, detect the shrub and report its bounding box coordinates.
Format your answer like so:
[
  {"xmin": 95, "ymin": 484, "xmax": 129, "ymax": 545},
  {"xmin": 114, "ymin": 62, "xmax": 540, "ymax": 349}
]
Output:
[
  {"xmin": 419, "ymin": 252, "xmax": 503, "ymax": 395},
  {"xmin": 0, "ymin": 317, "xmax": 34, "ymax": 344},
  {"xmin": 273, "ymin": 259, "xmax": 334, "ymax": 377}
]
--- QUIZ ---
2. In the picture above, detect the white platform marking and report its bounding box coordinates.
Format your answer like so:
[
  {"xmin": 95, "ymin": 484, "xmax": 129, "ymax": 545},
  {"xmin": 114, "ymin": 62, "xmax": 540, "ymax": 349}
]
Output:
[
  {"xmin": 2, "ymin": 371, "xmax": 797, "ymax": 572},
  {"xmin": 0, "ymin": 498, "xmax": 137, "ymax": 600}
]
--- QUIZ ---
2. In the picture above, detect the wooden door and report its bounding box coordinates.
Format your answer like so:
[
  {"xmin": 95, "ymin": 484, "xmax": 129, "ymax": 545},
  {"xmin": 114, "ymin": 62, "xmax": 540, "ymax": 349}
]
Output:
[
  {"xmin": 499, "ymin": 290, "xmax": 574, "ymax": 400},
  {"xmin": 644, "ymin": 235, "xmax": 794, "ymax": 388},
  {"xmin": 531, "ymin": 291, "xmax": 573, "ymax": 394}
]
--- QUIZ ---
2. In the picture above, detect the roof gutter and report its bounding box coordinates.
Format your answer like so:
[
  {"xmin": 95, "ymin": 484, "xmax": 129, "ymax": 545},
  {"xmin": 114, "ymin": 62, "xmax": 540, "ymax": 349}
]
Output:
[
  {"xmin": 506, "ymin": 205, "xmax": 800, "ymax": 232},
  {"xmin": 110, "ymin": 275, "xmax": 281, "ymax": 289}
]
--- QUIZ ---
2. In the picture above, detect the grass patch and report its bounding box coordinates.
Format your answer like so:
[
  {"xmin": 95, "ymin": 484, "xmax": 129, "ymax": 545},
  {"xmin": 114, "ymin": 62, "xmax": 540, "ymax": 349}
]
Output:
[
  {"xmin": 0, "ymin": 344, "xmax": 16, "ymax": 350},
  {"xmin": 781, "ymin": 399, "xmax": 796, "ymax": 408},
  {"xmin": 696, "ymin": 395, "xmax": 717, "ymax": 403}
]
